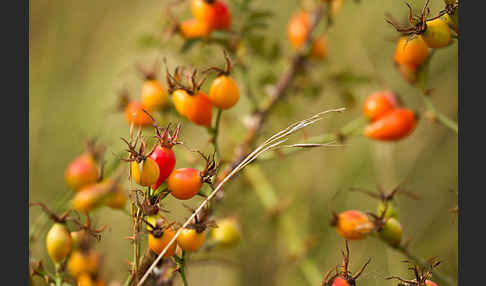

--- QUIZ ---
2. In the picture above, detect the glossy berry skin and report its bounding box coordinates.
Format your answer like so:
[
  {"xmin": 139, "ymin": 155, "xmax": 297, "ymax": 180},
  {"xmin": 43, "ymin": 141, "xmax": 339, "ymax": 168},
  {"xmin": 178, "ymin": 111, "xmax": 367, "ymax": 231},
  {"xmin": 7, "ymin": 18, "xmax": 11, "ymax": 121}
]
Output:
[
  {"xmin": 211, "ymin": 218, "xmax": 241, "ymax": 248},
  {"xmin": 332, "ymin": 277, "xmax": 351, "ymax": 286},
  {"xmin": 378, "ymin": 217, "xmax": 403, "ymax": 247},
  {"xmin": 443, "ymin": 11, "xmax": 458, "ymax": 34},
  {"xmin": 167, "ymin": 168, "xmax": 202, "ymax": 200},
  {"xmin": 149, "ymin": 145, "xmax": 176, "ymax": 190},
  {"xmin": 209, "ymin": 1, "xmax": 232, "ymax": 29},
  {"xmin": 172, "ymin": 89, "xmax": 190, "ymax": 117},
  {"xmin": 125, "ymin": 101, "xmax": 153, "ymax": 126},
  {"xmin": 172, "ymin": 90, "xmax": 213, "ymax": 127},
  {"xmin": 209, "ymin": 75, "xmax": 240, "ymax": 109},
  {"xmin": 77, "ymin": 274, "xmax": 105, "ymax": 286},
  {"xmin": 425, "ymin": 280, "xmax": 439, "ymax": 286},
  {"xmin": 185, "ymin": 91, "xmax": 213, "ymax": 127},
  {"xmin": 191, "ymin": 0, "xmax": 231, "ymax": 30},
  {"xmin": 180, "ymin": 18, "xmax": 212, "ymax": 39},
  {"xmin": 148, "ymin": 227, "xmax": 177, "ymax": 257},
  {"xmin": 421, "ymin": 18, "xmax": 452, "ymax": 49},
  {"xmin": 68, "ymin": 249, "xmax": 100, "ymax": 277},
  {"xmin": 362, "ymin": 91, "xmax": 398, "ymax": 121},
  {"xmin": 46, "ymin": 223, "xmax": 72, "ymax": 264},
  {"xmin": 65, "ymin": 153, "xmax": 99, "ymax": 191},
  {"xmin": 377, "ymin": 201, "xmax": 398, "ymax": 219},
  {"xmin": 177, "ymin": 228, "xmax": 205, "ymax": 252},
  {"xmin": 141, "ymin": 80, "xmax": 168, "ymax": 111},
  {"xmin": 394, "ymin": 36, "xmax": 429, "ymax": 70},
  {"xmin": 131, "ymin": 158, "xmax": 160, "ymax": 187},
  {"xmin": 364, "ymin": 108, "xmax": 417, "ymax": 141},
  {"xmin": 335, "ymin": 210, "xmax": 373, "ymax": 240}
]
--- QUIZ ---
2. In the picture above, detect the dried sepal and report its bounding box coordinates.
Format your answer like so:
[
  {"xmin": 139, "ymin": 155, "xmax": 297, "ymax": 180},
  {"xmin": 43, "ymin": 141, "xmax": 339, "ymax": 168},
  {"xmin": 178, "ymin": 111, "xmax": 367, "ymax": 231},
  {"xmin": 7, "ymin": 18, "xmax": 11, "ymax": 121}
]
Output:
[{"xmin": 321, "ymin": 240, "xmax": 371, "ymax": 286}]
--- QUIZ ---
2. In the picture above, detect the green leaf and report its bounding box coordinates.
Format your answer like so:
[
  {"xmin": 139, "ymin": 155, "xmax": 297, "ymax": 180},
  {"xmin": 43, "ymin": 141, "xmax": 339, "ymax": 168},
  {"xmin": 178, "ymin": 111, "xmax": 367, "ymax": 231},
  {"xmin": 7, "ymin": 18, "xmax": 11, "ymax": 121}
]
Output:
[{"xmin": 258, "ymin": 72, "xmax": 277, "ymax": 86}]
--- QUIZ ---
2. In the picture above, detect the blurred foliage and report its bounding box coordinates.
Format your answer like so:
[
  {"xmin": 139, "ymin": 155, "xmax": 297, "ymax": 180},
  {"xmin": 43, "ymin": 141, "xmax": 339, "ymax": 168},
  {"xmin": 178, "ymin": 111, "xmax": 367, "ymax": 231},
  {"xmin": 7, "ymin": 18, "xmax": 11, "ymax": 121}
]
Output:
[{"xmin": 30, "ymin": 0, "xmax": 457, "ymax": 285}]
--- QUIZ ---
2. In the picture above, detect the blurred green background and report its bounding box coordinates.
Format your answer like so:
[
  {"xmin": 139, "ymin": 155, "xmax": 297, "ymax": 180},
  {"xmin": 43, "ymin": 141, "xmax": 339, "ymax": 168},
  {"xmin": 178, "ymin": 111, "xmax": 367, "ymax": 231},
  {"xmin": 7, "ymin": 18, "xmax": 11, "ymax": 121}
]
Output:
[{"xmin": 29, "ymin": 0, "xmax": 457, "ymax": 285}]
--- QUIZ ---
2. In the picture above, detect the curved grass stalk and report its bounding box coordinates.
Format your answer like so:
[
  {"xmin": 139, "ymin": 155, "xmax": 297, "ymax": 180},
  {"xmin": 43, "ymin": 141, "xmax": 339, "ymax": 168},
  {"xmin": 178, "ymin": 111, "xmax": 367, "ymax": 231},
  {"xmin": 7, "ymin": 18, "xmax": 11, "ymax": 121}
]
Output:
[{"xmin": 136, "ymin": 108, "xmax": 345, "ymax": 286}]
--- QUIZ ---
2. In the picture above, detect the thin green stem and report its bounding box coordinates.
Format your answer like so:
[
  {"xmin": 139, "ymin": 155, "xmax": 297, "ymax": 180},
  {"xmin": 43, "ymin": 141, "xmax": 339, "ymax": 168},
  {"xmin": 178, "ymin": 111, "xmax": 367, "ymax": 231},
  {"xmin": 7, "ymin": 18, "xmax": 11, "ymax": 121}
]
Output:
[
  {"xmin": 124, "ymin": 275, "xmax": 132, "ymax": 286},
  {"xmin": 238, "ymin": 66, "xmax": 259, "ymax": 111},
  {"xmin": 396, "ymin": 245, "xmax": 457, "ymax": 286},
  {"xmin": 422, "ymin": 95, "xmax": 458, "ymax": 134},
  {"xmin": 32, "ymin": 265, "xmax": 56, "ymax": 284},
  {"xmin": 54, "ymin": 263, "xmax": 63, "ymax": 286},
  {"xmin": 414, "ymin": 49, "xmax": 458, "ymax": 135},
  {"xmin": 179, "ymin": 251, "xmax": 189, "ymax": 286},
  {"xmin": 374, "ymin": 236, "xmax": 457, "ymax": 286},
  {"xmin": 211, "ymin": 109, "xmax": 223, "ymax": 158}
]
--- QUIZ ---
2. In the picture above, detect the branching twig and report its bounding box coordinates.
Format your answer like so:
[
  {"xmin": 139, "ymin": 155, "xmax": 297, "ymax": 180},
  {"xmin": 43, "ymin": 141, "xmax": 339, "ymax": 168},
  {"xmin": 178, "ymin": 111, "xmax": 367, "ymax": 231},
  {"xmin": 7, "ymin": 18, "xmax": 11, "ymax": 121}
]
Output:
[
  {"xmin": 222, "ymin": 3, "xmax": 328, "ymax": 178},
  {"xmin": 210, "ymin": 109, "xmax": 223, "ymax": 158}
]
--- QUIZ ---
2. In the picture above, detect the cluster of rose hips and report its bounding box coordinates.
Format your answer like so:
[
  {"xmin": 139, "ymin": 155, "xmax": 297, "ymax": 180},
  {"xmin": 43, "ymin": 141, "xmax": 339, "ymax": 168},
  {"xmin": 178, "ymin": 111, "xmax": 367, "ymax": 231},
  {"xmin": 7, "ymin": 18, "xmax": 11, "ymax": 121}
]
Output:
[
  {"xmin": 286, "ymin": 0, "xmax": 362, "ymax": 60},
  {"xmin": 287, "ymin": 9, "xmax": 327, "ymax": 60},
  {"xmin": 66, "ymin": 140, "xmax": 127, "ymax": 213},
  {"xmin": 122, "ymin": 121, "xmax": 241, "ymax": 261},
  {"xmin": 177, "ymin": 0, "xmax": 232, "ymax": 40},
  {"xmin": 67, "ymin": 223, "xmax": 105, "ymax": 286},
  {"xmin": 362, "ymin": 90, "xmax": 417, "ymax": 141},
  {"xmin": 122, "ymin": 51, "xmax": 240, "ymax": 130},
  {"xmin": 120, "ymin": 61, "xmax": 169, "ymax": 127},
  {"xmin": 30, "ymin": 140, "xmax": 127, "ymax": 285},
  {"xmin": 31, "ymin": 201, "xmax": 108, "ymax": 286},
  {"xmin": 329, "ymin": 186, "xmax": 415, "ymax": 249},
  {"xmin": 32, "ymin": 122, "xmax": 243, "ymax": 285},
  {"xmin": 390, "ymin": 0, "xmax": 458, "ymax": 83},
  {"xmin": 328, "ymin": 187, "xmax": 443, "ymax": 286},
  {"xmin": 168, "ymin": 51, "xmax": 240, "ymax": 128}
]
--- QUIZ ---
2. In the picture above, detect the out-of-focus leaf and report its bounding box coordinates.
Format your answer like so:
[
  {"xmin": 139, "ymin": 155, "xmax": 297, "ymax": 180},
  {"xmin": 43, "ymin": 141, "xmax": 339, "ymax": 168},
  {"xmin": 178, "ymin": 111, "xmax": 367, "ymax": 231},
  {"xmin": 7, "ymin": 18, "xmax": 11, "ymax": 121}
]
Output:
[
  {"xmin": 415, "ymin": 50, "xmax": 435, "ymax": 90},
  {"xmin": 247, "ymin": 34, "xmax": 266, "ymax": 55},
  {"xmin": 211, "ymin": 30, "xmax": 229, "ymax": 40},
  {"xmin": 242, "ymin": 21, "xmax": 269, "ymax": 34},
  {"xmin": 331, "ymin": 70, "xmax": 371, "ymax": 86},
  {"xmin": 249, "ymin": 10, "xmax": 274, "ymax": 21},
  {"xmin": 136, "ymin": 33, "xmax": 161, "ymax": 49},
  {"xmin": 258, "ymin": 71, "xmax": 277, "ymax": 86},
  {"xmin": 266, "ymin": 40, "xmax": 281, "ymax": 61},
  {"xmin": 339, "ymin": 89, "xmax": 357, "ymax": 108},
  {"xmin": 180, "ymin": 38, "xmax": 202, "ymax": 53},
  {"xmin": 301, "ymin": 84, "xmax": 324, "ymax": 99}
]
